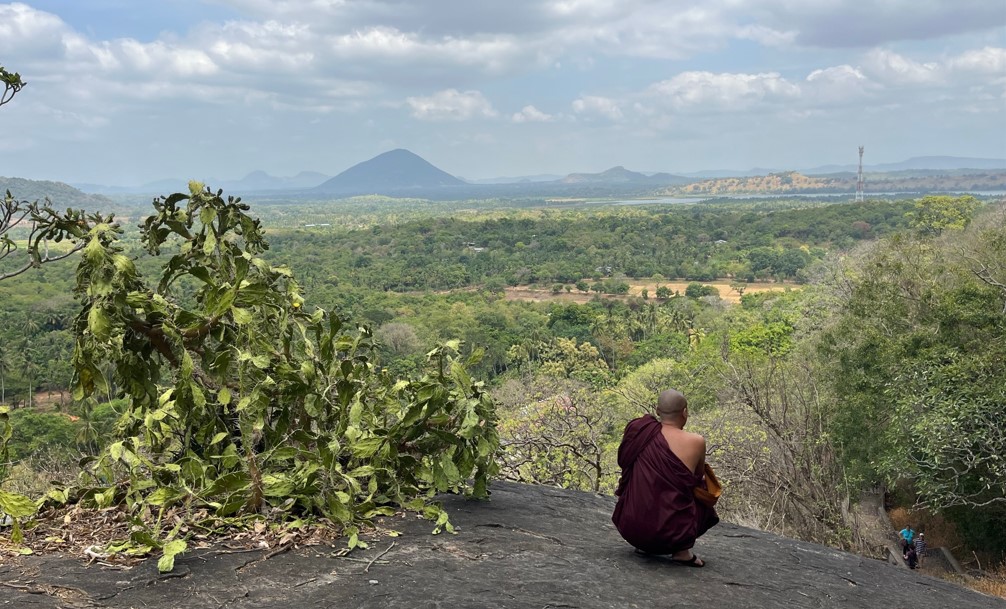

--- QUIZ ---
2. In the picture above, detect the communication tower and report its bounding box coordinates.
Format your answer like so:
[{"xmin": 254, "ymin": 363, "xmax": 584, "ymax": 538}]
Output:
[{"xmin": 855, "ymin": 146, "xmax": 865, "ymax": 202}]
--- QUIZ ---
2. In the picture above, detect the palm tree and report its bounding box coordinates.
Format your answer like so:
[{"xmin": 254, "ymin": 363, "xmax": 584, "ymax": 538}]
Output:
[
  {"xmin": 0, "ymin": 343, "xmax": 10, "ymax": 405},
  {"xmin": 19, "ymin": 338, "xmax": 39, "ymax": 408}
]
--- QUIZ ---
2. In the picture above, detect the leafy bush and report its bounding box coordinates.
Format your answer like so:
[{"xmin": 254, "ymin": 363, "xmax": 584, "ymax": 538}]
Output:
[
  {"xmin": 40, "ymin": 184, "xmax": 499, "ymax": 566},
  {"xmin": 5, "ymin": 409, "xmax": 76, "ymax": 460}
]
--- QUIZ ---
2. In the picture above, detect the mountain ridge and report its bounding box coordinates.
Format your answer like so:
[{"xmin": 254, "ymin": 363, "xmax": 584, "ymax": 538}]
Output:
[
  {"xmin": 314, "ymin": 148, "xmax": 465, "ymax": 195},
  {"xmin": 35, "ymin": 152, "xmax": 1006, "ymax": 198}
]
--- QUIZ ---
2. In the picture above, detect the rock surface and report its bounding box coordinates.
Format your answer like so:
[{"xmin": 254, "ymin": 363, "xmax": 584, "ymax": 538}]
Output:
[{"xmin": 1, "ymin": 482, "xmax": 1002, "ymax": 608}]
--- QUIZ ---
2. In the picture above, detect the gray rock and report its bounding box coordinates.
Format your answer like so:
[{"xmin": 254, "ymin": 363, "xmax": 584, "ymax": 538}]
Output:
[{"xmin": 0, "ymin": 482, "xmax": 1001, "ymax": 608}]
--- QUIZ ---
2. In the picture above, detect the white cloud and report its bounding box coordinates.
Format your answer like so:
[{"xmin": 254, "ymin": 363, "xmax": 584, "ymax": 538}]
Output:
[
  {"xmin": 511, "ymin": 105, "xmax": 554, "ymax": 123},
  {"xmin": 862, "ymin": 49, "xmax": 940, "ymax": 85},
  {"xmin": 804, "ymin": 64, "xmax": 875, "ymax": 104},
  {"xmin": 745, "ymin": 0, "xmax": 1005, "ymax": 47},
  {"xmin": 735, "ymin": 24, "xmax": 796, "ymax": 47},
  {"xmin": 1, "ymin": 1, "xmax": 1003, "ymax": 184},
  {"xmin": 406, "ymin": 89, "xmax": 498, "ymax": 121},
  {"xmin": 949, "ymin": 47, "xmax": 1006, "ymax": 74},
  {"xmin": 648, "ymin": 71, "xmax": 800, "ymax": 112},
  {"xmin": 572, "ymin": 95, "xmax": 623, "ymax": 121}
]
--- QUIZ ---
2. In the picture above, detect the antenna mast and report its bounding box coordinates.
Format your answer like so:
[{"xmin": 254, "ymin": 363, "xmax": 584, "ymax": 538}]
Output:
[{"xmin": 855, "ymin": 145, "xmax": 865, "ymax": 202}]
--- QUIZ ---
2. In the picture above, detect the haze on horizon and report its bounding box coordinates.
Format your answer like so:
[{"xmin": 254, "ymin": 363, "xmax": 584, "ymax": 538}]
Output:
[{"xmin": 1, "ymin": 1, "xmax": 1004, "ymax": 187}]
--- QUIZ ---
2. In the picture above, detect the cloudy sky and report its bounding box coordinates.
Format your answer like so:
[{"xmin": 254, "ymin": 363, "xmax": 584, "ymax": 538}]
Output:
[{"xmin": 1, "ymin": 1, "xmax": 1004, "ymax": 186}]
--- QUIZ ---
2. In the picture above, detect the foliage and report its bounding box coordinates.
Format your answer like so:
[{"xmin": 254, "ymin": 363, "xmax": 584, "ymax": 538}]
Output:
[
  {"xmin": 5, "ymin": 409, "xmax": 77, "ymax": 460},
  {"xmin": 685, "ymin": 283, "xmax": 717, "ymax": 298},
  {"xmin": 908, "ymin": 195, "xmax": 981, "ymax": 236},
  {"xmin": 264, "ymin": 198, "xmax": 915, "ymax": 295},
  {"xmin": 43, "ymin": 184, "xmax": 498, "ymax": 568},
  {"xmin": 493, "ymin": 375, "xmax": 619, "ymax": 493},
  {"xmin": 6, "ymin": 189, "xmax": 1005, "ymax": 562},
  {"xmin": 0, "ymin": 406, "xmax": 39, "ymax": 543},
  {"xmin": 718, "ymin": 346, "xmax": 849, "ymax": 547},
  {"xmin": 0, "ymin": 64, "xmax": 24, "ymax": 108},
  {"xmin": 819, "ymin": 202, "xmax": 1006, "ymax": 553},
  {"xmin": 1, "ymin": 191, "xmax": 107, "ymax": 282}
]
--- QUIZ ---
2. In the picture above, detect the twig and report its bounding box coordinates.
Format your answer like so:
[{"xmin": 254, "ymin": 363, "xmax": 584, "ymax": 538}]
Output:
[
  {"xmin": 972, "ymin": 550, "xmax": 983, "ymax": 572},
  {"xmin": 264, "ymin": 544, "xmax": 293, "ymax": 560},
  {"xmin": 364, "ymin": 542, "xmax": 396, "ymax": 573},
  {"xmin": 212, "ymin": 547, "xmax": 263, "ymax": 555}
]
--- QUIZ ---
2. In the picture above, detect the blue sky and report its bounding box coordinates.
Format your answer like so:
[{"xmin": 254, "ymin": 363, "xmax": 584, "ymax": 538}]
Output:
[{"xmin": 1, "ymin": 1, "xmax": 1004, "ymax": 186}]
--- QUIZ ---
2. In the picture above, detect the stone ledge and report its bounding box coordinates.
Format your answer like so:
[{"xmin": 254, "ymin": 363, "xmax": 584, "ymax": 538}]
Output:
[{"xmin": 1, "ymin": 481, "xmax": 1002, "ymax": 608}]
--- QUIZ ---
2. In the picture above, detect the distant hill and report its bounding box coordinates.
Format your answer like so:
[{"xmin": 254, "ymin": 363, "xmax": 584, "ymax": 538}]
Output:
[
  {"xmin": 75, "ymin": 171, "xmax": 332, "ymax": 196},
  {"xmin": 669, "ymin": 172, "xmax": 840, "ymax": 195},
  {"xmin": 676, "ymin": 157, "xmax": 1006, "ymax": 179},
  {"xmin": 314, "ymin": 149, "xmax": 465, "ymax": 195},
  {"xmin": 560, "ymin": 166, "xmax": 692, "ymax": 186},
  {"xmin": 805, "ymin": 156, "xmax": 1006, "ymax": 175},
  {"xmin": 465, "ymin": 173, "xmax": 564, "ymax": 184},
  {"xmin": 1, "ymin": 176, "xmax": 118, "ymax": 210},
  {"xmin": 218, "ymin": 170, "xmax": 330, "ymax": 192},
  {"xmin": 660, "ymin": 170, "xmax": 1006, "ymax": 196}
]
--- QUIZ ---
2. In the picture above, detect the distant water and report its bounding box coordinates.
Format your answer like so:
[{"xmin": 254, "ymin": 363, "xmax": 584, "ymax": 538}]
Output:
[
  {"xmin": 612, "ymin": 197, "xmax": 710, "ymax": 205},
  {"xmin": 669, "ymin": 191, "xmax": 1004, "ymax": 201},
  {"xmin": 607, "ymin": 191, "xmax": 1005, "ymax": 206}
]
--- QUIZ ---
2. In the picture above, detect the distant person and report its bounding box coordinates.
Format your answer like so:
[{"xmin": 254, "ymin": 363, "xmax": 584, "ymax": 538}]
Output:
[
  {"xmin": 611, "ymin": 389, "xmax": 719, "ymax": 567},
  {"xmin": 914, "ymin": 533, "xmax": 927, "ymax": 567},
  {"xmin": 899, "ymin": 525, "xmax": 915, "ymax": 551},
  {"xmin": 904, "ymin": 543, "xmax": 918, "ymax": 569}
]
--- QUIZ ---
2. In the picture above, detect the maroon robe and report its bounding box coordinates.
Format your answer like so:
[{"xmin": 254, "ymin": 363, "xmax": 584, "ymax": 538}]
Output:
[{"xmin": 612, "ymin": 415, "xmax": 719, "ymax": 554}]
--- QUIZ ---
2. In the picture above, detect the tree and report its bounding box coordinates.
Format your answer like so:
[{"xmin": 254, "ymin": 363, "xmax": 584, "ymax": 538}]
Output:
[
  {"xmin": 908, "ymin": 195, "xmax": 980, "ymax": 236},
  {"xmin": 493, "ymin": 375, "xmax": 616, "ymax": 493},
  {"xmin": 40, "ymin": 183, "xmax": 499, "ymax": 567},
  {"xmin": 375, "ymin": 322, "xmax": 422, "ymax": 356},
  {"xmin": 819, "ymin": 206, "xmax": 1006, "ymax": 552}
]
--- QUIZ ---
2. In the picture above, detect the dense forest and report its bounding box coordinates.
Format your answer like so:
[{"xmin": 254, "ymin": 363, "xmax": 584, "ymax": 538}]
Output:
[{"xmin": 1, "ymin": 188, "xmax": 1004, "ymax": 575}]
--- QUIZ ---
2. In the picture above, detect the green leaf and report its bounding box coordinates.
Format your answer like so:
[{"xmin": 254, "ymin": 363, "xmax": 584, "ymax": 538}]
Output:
[
  {"xmin": 199, "ymin": 206, "xmax": 217, "ymax": 226},
  {"xmin": 108, "ymin": 441, "xmax": 124, "ymax": 462},
  {"xmin": 232, "ymin": 307, "xmax": 253, "ymax": 325},
  {"xmin": 0, "ymin": 490, "xmax": 38, "ymax": 518},
  {"xmin": 348, "ymin": 465, "xmax": 376, "ymax": 478},
  {"xmin": 350, "ymin": 437, "xmax": 383, "ymax": 459},
  {"xmin": 146, "ymin": 487, "xmax": 181, "ymax": 507},
  {"xmin": 87, "ymin": 306, "xmax": 112, "ymax": 340},
  {"xmin": 158, "ymin": 539, "xmax": 188, "ymax": 573}
]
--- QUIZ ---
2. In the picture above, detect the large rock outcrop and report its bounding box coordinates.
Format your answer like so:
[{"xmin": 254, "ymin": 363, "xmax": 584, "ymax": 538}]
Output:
[{"xmin": 1, "ymin": 482, "xmax": 1001, "ymax": 608}]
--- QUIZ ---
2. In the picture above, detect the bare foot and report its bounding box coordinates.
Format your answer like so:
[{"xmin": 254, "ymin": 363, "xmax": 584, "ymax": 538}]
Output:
[{"xmin": 669, "ymin": 551, "xmax": 705, "ymax": 567}]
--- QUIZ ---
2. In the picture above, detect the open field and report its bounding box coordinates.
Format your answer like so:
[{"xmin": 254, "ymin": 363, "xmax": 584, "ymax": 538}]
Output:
[{"xmin": 504, "ymin": 280, "xmax": 797, "ymax": 304}]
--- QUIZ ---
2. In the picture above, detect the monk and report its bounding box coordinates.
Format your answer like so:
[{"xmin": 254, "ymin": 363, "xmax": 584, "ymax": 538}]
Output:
[{"xmin": 612, "ymin": 389, "xmax": 719, "ymax": 567}]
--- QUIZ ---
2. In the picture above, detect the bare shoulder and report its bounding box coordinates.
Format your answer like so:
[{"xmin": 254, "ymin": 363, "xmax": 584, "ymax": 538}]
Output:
[{"xmin": 685, "ymin": 430, "xmax": 706, "ymax": 446}]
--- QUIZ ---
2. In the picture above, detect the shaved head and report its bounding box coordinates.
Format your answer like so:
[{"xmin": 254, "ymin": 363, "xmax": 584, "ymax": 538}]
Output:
[{"xmin": 656, "ymin": 389, "xmax": 688, "ymax": 421}]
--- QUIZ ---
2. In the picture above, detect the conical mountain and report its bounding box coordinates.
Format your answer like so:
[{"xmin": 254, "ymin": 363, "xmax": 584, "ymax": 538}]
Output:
[{"xmin": 314, "ymin": 149, "xmax": 465, "ymax": 194}]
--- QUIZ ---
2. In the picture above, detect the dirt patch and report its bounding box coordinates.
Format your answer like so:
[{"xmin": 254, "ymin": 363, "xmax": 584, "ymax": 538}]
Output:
[{"xmin": 504, "ymin": 280, "xmax": 796, "ymax": 304}]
